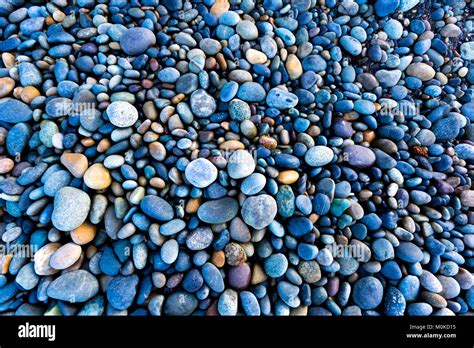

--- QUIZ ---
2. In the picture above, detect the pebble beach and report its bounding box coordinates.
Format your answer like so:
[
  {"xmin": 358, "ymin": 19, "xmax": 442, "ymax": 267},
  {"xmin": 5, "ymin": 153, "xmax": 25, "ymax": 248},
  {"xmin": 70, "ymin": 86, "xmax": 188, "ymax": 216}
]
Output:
[{"xmin": 0, "ymin": 0, "xmax": 473, "ymax": 316}]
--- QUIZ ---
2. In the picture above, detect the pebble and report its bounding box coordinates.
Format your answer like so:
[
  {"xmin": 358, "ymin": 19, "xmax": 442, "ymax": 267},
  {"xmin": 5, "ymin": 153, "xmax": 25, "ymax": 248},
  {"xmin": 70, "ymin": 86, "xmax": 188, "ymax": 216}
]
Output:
[
  {"xmin": 0, "ymin": 77, "xmax": 15, "ymax": 98},
  {"xmin": 107, "ymin": 275, "xmax": 139, "ymax": 310},
  {"xmin": 186, "ymin": 227, "xmax": 214, "ymax": 251},
  {"xmin": 406, "ymin": 63, "xmax": 436, "ymax": 81},
  {"xmin": 106, "ymin": 101, "xmax": 139, "ymax": 128},
  {"xmin": 343, "ymin": 145, "xmax": 376, "ymax": 169},
  {"xmin": 164, "ymin": 291, "xmax": 198, "ymax": 316},
  {"xmin": 47, "ymin": 270, "xmax": 98, "ymax": 302},
  {"xmin": 51, "ymin": 187, "xmax": 91, "ymax": 231},
  {"xmin": 218, "ymin": 289, "xmax": 238, "ymax": 316},
  {"xmin": 353, "ymin": 277, "xmax": 384, "ymax": 310},
  {"xmin": 0, "ymin": 0, "xmax": 472, "ymax": 319},
  {"xmin": 266, "ymin": 88, "xmax": 299, "ymax": 110},
  {"xmin": 241, "ymin": 194, "xmax": 278, "ymax": 229},
  {"xmin": 60, "ymin": 153, "xmax": 88, "ymax": 178},
  {"xmin": 227, "ymin": 150, "xmax": 256, "ymax": 179},
  {"xmin": 202, "ymin": 262, "xmax": 225, "ymax": 293},
  {"xmin": 190, "ymin": 89, "xmax": 216, "ymax": 118},
  {"xmin": 49, "ymin": 243, "xmax": 82, "ymax": 270},
  {"xmin": 84, "ymin": 164, "xmax": 112, "ymax": 190},
  {"xmin": 140, "ymin": 196, "xmax": 174, "ymax": 221},
  {"xmin": 198, "ymin": 197, "xmax": 239, "ymax": 224},
  {"xmin": 185, "ymin": 158, "xmax": 218, "ymax": 188},
  {"xmin": 120, "ymin": 27, "xmax": 156, "ymax": 56},
  {"xmin": 0, "ymin": 98, "xmax": 32, "ymax": 123},
  {"xmin": 305, "ymin": 146, "xmax": 334, "ymax": 167},
  {"xmin": 264, "ymin": 254, "xmax": 288, "ymax": 278}
]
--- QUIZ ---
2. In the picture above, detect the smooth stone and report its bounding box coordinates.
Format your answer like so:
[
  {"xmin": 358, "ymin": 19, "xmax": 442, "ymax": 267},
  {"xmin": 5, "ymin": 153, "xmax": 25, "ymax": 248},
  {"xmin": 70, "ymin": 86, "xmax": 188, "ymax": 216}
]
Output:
[
  {"xmin": 375, "ymin": 69, "xmax": 402, "ymax": 87},
  {"xmin": 47, "ymin": 270, "xmax": 98, "ymax": 302},
  {"xmin": 460, "ymin": 42, "xmax": 474, "ymax": 60},
  {"xmin": 140, "ymin": 195, "xmax": 174, "ymax": 221},
  {"xmin": 34, "ymin": 243, "xmax": 60, "ymax": 276},
  {"xmin": 241, "ymin": 173, "xmax": 266, "ymax": 196},
  {"xmin": 161, "ymin": 239, "xmax": 179, "ymax": 264},
  {"xmin": 158, "ymin": 67, "xmax": 180, "ymax": 83},
  {"xmin": 227, "ymin": 150, "xmax": 256, "ymax": 179},
  {"xmin": 185, "ymin": 158, "xmax": 218, "ymax": 188},
  {"xmin": 305, "ymin": 146, "xmax": 334, "ymax": 167},
  {"xmin": 298, "ymin": 260, "xmax": 321, "ymax": 283},
  {"xmin": 353, "ymin": 276, "xmax": 383, "ymax": 309},
  {"xmin": 302, "ymin": 55, "xmax": 327, "ymax": 72},
  {"xmin": 52, "ymin": 187, "xmax": 91, "ymax": 231},
  {"xmin": 384, "ymin": 287, "xmax": 406, "ymax": 316},
  {"xmin": 71, "ymin": 222, "xmax": 97, "ymax": 245},
  {"xmin": 438, "ymin": 275, "xmax": 461, "ymax": 299},
  {"xmin": 84, "ymin": 163, "xmax": 112, "ymax": 190},
  {"xmin": 286, "ymin": 54, "xmax": 303, "ymax": 80},
  {"xmin": 107, "ymin": 275, "xmax": 139, "ymax": 310},
  {"xmin": 277, "ymin": 281, "xmax": 300, "ymax": 308},
  {"xmin": 420, "ymin": 270, "xmax": 443, "ymax": 293},
  {"xmin": 396, "ymin": 242, "xmax": 424, "ymax": 263},
  {"xmin": 241, "ymin": 194, "xmax": 277, "ymax": 229},
  {"xmin": 236, "ymin": 20, "xmax": 258, "ymax": 40},
  {"xmin": 240, "ymin": 291, "xmax": 261, "ymax": 316},
  {"xmin": 343, "ymin": 145, "xmax": 376, "ymax": 169},
  {"xmin": 266, "ymin": 88, "xmax": 299, "ymax": 109},
  {"xmin": 202, "ymin": 262, "xmax": 225, "ymax": 292},
  {"xmin": 237, "ymin": 82, "xmax": 266, "ymax": 102},
  {"xmin": 190, "ymin": 89, "xmax": 216, "ymax": 118},
  {"xmin": 228, "ymin": 263, "xmax": 251, "ymax": 289},
  {"xmin": 229, "ymin": 217, "xmax": 251, "ymax": 243},
  {"xmin": 49, "ymin": 243, "xmax": 82, "ymax": 270},
  {"xmin": 106, "ymin": 101, "xmax": 139, "ymax": 128},
  {"xmin": 197, "ymin": 197, "xmax": 239, "ymax": 224},
  {"xmin": 60, "ymin": 153, "xmax": 88, "ymax": 178},
  {"xmin": 340, "ymin": 35, "xmax": 362, "ymax": 56},
  {"xmin": 372, "ymin": 238, "xmax": 395, "ymax": 261},
  {"xmin": 120, "ymin": 27, "xmax": 156, "ymax": 55},
  {"xmin": 217, "ymin": 289, "xmax": 238, "ymax": 316},
  {"xmin": 163, "ymin": 291, "xmax": 198, "ymax": 316},
  {"xmin": 16, "ymin": 263, "xmax": 39, "ymax": 291},
  {"xmin": 406, "ymin": 63, "xmax": 436, "ymax": 81},
  {"xmin": 0, "ymin": 77, "xmax": 15, "ymax": 97},
  {"xmin": 0, "ymin": 98, "xmax": 32, "ymax": 123},
  {"xmin": 19, "ymin": 62, "xmax": 42, "ymax": 87},
  {"xmin": 264, "ymin": 253, "xmax": 288, "ymax": 278},
  {"xmin": 186, "ymin": 227, "xmax": 214, "ymax": 250},
  {"xmin": 374, "ymin": 0, "xmax": 400, "ymax": 17},
  {"xmin": 229, "ymin": 99, "xmax": 251, "ymax": 121}
]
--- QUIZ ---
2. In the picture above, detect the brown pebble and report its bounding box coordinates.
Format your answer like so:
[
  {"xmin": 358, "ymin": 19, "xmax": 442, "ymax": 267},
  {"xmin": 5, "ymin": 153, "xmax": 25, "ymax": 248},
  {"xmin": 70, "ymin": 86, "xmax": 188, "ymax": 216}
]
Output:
[
  {"xmin": 20, "ymin": 86, "xmax": 40, "ymax": 103},
  {"xmin": 259, "ymin": 136, "xmax": 278, "ymax": 149},
  {"xmin": 210, "ymin": 0, "xmax": 230, "ymax": 17},
  {"xmin": 0, "ymin": 158, "xmax": 14, "ymax": 174},
  {"xmin": 277, "ymin": 170, "xmax": 299, "ymax": 184},
  {"xmin": 219, "ymin": 140, "xmax": 245, "ymax": 151},
  {"xmin": 251, "ymin": 264, "xmax": 267, "ymax": 285},
  {"xmin": 0, "ymin": 254, "xmax": 13, "ymax": 275},
  {"xmin": 60, "ymin": 153, "xmax": 89, "ymax": 178},
  {"xmin": 96, "ymin": 138, "xmax": 111, "ymax": 153},
  {"xmin": 0, "ymin": 77, "xmax": 15, "ymax": 98},
  {"xmin": 185, "ymin": 198, "xmax": 201, "ymax": 214},
  {"xmin": 211, "ymin": 250, "xmax": 225, "ymax": 268},
  {"xmin": 83, "ymin": 163, "xmax": 112, "ymax": 190},
  {"xmin": 224, "ymin": 242, "xmax": 247, "ymax": 266},
  {"xmin": 71, "ymin": 222, "xmax": 97, "ymax": 245}
]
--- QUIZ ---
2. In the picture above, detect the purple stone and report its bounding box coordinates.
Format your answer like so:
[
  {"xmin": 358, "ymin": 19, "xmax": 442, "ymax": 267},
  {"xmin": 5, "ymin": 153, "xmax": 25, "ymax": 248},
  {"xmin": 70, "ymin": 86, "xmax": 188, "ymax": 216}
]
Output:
[{"xmin": 228, "ymin": 263, "xmax": 251, "ymax": 290}]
